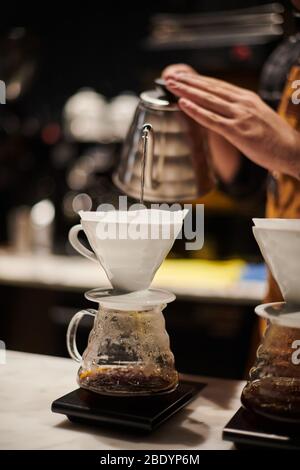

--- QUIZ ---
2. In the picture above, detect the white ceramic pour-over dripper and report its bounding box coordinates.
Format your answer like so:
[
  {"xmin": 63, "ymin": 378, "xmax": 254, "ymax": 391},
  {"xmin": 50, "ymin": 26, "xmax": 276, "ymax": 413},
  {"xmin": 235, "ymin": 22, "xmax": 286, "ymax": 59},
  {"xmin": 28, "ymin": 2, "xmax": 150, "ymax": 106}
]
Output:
[
  {"xmin": 69, "ymin": 209, "xmax": 188, "ymax": 292},
  {"xmin": 253, "ymin": 224, "xmax": 300, "ymax": 304},
  {"xmin": 253, "ymin": 218, "xmax": 300, "ymax": 230}
]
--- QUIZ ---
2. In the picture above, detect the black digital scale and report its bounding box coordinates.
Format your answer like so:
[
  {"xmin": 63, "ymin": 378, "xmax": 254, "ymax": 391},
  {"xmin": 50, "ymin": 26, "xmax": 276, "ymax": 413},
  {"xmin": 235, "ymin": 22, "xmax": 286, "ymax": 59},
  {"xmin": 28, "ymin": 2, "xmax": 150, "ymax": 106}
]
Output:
[
  {"xmin": 52, "ymin": 381, "xmax": 300, "ymax": 447},
  {"xmin": 52, "ymin": 380, "xmax": 205, "ymax": 433},
  {"xmin": 223, "ymin": 407, "xmax": 300, "ymax": 450}
]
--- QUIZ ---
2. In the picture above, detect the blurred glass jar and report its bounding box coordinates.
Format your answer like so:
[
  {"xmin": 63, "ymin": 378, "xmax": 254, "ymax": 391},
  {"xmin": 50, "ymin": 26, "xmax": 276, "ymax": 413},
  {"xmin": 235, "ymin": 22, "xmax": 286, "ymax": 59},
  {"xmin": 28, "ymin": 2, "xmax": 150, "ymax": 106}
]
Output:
[{"xmin": 241, "ymin": 302, "xmax": 300, "ymax": 424}]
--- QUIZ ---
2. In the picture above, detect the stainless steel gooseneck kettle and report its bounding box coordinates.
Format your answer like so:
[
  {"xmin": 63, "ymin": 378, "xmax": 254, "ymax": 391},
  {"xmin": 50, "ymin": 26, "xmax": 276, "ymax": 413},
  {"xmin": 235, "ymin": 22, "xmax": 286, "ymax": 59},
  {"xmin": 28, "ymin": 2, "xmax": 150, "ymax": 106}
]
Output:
[{"xmin": 113, "ymin": 79, "xmax": 215, "ymax": 202}]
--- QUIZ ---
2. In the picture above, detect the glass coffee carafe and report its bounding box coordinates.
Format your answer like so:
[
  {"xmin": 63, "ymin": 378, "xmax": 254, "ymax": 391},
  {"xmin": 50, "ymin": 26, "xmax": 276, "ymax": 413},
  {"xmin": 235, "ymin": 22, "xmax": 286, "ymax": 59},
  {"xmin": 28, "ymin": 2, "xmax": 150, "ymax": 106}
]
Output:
[
  {"xmin": 241, "ymin": 302, "xmax": 300, "ymax": 423},
  {"xmin": 243, "ymin": 219, "xmax": 300, "ymax": 423},
  {"xmin": 67, "ymin": 288, "xmax": 179, "ymax": 396}
]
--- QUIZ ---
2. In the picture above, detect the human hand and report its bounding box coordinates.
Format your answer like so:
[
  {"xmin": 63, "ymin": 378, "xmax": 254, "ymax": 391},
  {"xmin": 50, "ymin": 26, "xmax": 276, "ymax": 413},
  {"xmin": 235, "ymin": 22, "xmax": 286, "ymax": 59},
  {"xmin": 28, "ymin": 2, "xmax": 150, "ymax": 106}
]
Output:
[
  {"xmin": 164, "ymin": 71, "xmax": 300, "ymax": 178},
  {"xmin": 162, "ymin": 64, "xmax": 242, "ymax": 183},
  {"xmin": 162, "ymin": 63, "xmax": 198, "ymax": 79}
]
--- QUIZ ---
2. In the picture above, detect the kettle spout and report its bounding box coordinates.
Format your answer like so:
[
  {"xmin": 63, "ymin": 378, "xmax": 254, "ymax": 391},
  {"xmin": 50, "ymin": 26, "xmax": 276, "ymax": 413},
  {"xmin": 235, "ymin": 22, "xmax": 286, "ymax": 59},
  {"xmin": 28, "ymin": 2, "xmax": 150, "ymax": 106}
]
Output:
[{"xmin": 140, "ymin": 123, "xmax": 155, "ymax": 202}]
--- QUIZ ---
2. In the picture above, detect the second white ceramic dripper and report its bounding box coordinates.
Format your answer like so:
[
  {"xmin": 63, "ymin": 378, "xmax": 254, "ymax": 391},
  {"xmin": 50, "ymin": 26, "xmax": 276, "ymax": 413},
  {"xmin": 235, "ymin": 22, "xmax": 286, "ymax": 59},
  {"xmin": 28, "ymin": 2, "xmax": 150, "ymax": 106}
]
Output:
[{"xmin": 253, "ymin": 218, "xmax": 300, "ymax": 304}]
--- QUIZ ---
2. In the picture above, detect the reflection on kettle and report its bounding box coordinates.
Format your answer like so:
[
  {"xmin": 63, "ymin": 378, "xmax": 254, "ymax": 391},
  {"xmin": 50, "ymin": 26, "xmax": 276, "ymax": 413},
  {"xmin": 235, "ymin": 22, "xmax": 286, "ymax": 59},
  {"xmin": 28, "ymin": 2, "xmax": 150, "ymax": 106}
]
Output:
[{"xmin": 113, "ymin": 79, "xmax": 215, "ymax": 202}]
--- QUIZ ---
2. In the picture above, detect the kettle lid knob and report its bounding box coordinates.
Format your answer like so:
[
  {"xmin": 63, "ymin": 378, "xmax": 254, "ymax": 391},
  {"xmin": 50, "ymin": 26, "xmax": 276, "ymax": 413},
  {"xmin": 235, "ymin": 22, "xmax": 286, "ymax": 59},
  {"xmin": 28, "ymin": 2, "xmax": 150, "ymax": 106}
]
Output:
[{"xmin": 154, "ymin": 78, "xmax": 178, "ymax": 103}]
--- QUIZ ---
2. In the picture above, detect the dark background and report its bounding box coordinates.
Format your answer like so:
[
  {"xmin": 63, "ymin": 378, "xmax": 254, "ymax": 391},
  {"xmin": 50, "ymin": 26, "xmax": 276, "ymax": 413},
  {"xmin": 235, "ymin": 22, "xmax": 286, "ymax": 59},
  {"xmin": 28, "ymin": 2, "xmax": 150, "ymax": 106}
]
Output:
[{"xmin": 0, "ymin": 0, "xmax": 296, "ymax": 379}]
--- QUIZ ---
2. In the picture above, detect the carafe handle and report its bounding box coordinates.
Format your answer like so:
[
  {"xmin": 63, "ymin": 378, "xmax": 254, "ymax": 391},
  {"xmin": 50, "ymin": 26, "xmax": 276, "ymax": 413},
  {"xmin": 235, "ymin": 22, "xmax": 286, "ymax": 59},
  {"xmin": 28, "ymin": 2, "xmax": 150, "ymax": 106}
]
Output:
[
  {"xmin": 66, "ymin": 309, "xmax": 97, "ymax": 362},
  {"xmin": 68, "ymin": 224, "xmax": 98, "ymax": 263}
]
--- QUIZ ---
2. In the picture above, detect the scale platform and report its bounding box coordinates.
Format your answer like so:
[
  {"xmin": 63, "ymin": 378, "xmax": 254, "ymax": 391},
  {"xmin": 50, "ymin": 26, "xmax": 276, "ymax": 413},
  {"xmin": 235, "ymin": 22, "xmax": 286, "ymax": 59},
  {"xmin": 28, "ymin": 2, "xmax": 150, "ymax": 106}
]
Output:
[
  {"xmin": 51, "ymin": 380, "xmax": 205, "ymax": 433},
  {"xmin": 223, "ymin": 407, "xmax": 300, "ymax": 450}
]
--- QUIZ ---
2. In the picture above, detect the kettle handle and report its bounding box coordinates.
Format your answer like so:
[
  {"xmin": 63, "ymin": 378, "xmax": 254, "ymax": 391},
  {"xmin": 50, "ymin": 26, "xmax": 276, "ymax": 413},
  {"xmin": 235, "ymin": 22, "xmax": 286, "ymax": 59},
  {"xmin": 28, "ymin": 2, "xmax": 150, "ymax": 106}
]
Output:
[{"xmin": 141, "ymin": 123, "xmax": 155, "ymax": 190}]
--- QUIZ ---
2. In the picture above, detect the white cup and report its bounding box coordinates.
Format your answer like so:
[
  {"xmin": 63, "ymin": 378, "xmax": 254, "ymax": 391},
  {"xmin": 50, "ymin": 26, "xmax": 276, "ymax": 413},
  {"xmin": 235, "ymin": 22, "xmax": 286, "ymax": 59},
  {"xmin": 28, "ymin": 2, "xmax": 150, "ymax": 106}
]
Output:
[{"xmin": 69, "ymin": 209, "xmax": 187, "ymax": 292}]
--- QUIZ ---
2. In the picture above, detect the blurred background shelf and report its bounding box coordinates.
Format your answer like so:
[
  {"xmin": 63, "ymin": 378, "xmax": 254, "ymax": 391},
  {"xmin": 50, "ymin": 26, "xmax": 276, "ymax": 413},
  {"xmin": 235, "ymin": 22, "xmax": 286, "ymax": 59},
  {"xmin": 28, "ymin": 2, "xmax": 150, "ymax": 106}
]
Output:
[
  {"xmin": 0, "ymin": 250, "xmax": 267, "ymax": 304},
  {"xmin": 0, "ymin": 251, "xmax": 265, "ymax": 381}
]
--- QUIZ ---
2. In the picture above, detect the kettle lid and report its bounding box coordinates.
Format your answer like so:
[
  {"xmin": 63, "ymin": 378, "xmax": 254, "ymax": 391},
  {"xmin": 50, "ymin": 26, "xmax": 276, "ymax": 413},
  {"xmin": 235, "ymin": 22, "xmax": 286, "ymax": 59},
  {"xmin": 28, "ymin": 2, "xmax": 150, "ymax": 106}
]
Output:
[{"xmin": 140, "ymin": 78, "xmax": 178, "ymax": 110}]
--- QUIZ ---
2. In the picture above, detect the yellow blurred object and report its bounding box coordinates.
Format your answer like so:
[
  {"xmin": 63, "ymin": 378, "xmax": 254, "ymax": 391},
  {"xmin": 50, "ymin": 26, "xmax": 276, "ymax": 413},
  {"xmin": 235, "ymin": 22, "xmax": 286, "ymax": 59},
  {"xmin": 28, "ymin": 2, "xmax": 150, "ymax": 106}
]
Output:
[
  {"xmin": 155, "ymin": 258, "xmax": 245, "ymax": 289},
  {"xmin": 196, "ymin": 188, "xmax": 237, "ymax": 213}
]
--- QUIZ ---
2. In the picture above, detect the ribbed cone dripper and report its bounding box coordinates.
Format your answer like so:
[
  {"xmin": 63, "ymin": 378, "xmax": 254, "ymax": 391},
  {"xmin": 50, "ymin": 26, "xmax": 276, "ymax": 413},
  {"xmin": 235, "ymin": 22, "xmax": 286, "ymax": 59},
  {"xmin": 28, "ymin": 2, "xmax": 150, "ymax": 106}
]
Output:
[
  {"xmin": 253, "ymin": 218, "xmax": 300, "ymax": 304},
  {"xmin": 69, "ymin": 209, "xmax": 188, "ymax": 292}
]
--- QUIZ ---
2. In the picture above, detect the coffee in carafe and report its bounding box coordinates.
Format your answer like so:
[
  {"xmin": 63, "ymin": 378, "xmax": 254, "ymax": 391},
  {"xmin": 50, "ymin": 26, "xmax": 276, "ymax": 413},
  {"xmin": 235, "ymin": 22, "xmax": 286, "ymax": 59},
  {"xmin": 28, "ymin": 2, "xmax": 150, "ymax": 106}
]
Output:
[{"xmin": 241, "ymin": 310, "xmax": 300, "ymax": 422}]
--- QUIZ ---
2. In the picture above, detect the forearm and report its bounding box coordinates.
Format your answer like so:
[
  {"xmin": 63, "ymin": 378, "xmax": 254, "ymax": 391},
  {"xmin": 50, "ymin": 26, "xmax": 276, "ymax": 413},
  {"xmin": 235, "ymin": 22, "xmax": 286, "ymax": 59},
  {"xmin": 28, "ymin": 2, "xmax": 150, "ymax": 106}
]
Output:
[
  {"xmin": 208, "ymin": 131, "xmax": 242, "ymax": 184},
  {"xmin": 207, "ymin": 130, "xmax": 267, "ymax": 199},
  {"xmin": 268, "ymin": 129, "xmax": 300, "ymax": 179}
]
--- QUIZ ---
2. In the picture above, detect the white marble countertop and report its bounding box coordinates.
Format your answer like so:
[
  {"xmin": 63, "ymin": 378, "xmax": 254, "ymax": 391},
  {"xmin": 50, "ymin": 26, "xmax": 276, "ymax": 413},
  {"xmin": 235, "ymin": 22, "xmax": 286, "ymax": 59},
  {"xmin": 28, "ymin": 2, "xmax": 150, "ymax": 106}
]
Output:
[{"xmin": 0, "ymin": 350, "xmax": 244, "ymax": 450}]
